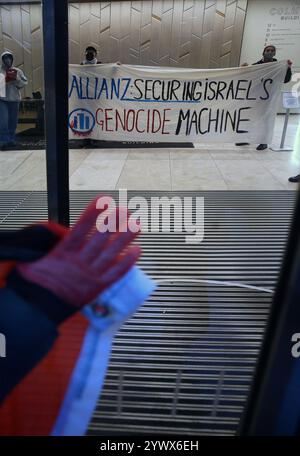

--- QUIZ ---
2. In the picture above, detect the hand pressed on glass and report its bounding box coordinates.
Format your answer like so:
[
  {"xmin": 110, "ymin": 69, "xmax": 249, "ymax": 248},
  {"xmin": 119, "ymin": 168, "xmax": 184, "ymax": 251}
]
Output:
[{"xmin": 18, "ymin": 197, "xmax": 141, "ymax": 308}]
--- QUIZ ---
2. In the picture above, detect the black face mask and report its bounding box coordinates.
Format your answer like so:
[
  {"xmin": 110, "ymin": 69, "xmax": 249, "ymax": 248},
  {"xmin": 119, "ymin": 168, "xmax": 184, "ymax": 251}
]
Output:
[
  {"xmin": 263, "ymin": 50, "xmax": 276, "ymax": 61},
  {"xmin": 86, "ymin": 52, "xmax": 95, "ymax": 61},
  {"xmin": 2, "ymin": 56, "xmax": 13, "ymax": 68}
]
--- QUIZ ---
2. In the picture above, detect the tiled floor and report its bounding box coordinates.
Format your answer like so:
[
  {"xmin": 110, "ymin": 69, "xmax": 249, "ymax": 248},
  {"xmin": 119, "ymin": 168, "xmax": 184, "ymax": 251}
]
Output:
[{"xmin": 0, "ymin": 114, "xmax": 299, "ymax": 191}]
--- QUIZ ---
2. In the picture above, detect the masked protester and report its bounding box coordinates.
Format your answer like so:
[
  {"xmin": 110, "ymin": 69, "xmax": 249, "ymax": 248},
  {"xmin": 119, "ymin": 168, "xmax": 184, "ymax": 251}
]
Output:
[
  {"xmin": 80, "ymin": 46, "xmax": 101, "ymax": 65},
  {"xmin": 236, "ymin": 45, "xmax": 293, "ymax": 150},
  {"xmin": 78, "ymin": 47, "xmax": 121, "ymax": 148},
  {"xmin": 0, "ymin": 51, "xmax": 28, "ymax": 150},
  {"xmin": 79, "ymin": 47, "xmax": 101, "ymax": 148}
]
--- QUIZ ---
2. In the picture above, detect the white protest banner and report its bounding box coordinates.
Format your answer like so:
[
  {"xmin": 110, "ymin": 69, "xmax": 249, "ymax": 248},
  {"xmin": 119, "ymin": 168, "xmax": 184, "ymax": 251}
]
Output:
[{"xmin": 68, "ymin": 61, "xmax": 287, "ymax": 143}]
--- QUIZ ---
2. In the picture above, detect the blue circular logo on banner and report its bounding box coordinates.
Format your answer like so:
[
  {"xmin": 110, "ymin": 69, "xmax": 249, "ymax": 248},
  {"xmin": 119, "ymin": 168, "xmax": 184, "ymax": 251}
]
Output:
[{"xmin": 69, "ymin": 108, "xmax": 95, "ymax": 135}]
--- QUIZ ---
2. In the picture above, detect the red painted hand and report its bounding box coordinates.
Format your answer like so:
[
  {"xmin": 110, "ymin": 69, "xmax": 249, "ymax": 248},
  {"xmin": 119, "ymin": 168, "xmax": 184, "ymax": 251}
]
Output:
[{"xmin": 18, "ymin": 197, "xmax": 141, "ymax": 308}]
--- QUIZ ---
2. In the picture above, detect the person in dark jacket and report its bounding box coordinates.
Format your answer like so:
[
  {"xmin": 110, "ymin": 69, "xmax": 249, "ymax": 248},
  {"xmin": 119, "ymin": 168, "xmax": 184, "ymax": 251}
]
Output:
[
  {"xmin": 79, "ymin": 47, "xmax": 101, "ymax": 148},
  {"xmin": 0, "ymin": 198, "xmax": 141, "ymax": 403},
  {"xmin": 254, "ymin": 45, "xmax": 292, "ymax": 83},
  {"xmin": 236, "ymin": 44, "xmax": 293, "ymax": 150},
  {"xmin": 79, "ymin": 46, "xmax": 121, "ymax": 149}
]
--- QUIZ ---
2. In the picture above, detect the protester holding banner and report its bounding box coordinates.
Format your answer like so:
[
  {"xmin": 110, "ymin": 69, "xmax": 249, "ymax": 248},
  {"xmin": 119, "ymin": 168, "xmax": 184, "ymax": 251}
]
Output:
[
  {"xmin": 79, "ymin": 47, "xmax": 122, "ymax": 148},
  {"xmin": 254, "ymin": 45, "xmax": 292, "ymax": 83},
  {"xmin": 69, "ymin": 60, "xmax": 287, "ymax": 146},
  {"xmin": 81, "ymin": 46, "xmax": 101, "ymax": 65},
  {"xmin": 0, "ymin": 51, "xmax": 28, "ymax": 150},
  {"xmin": 80, "ymin": 46, "xmax": 121, "ymax": 66},
  {"xmin": 79, "ymin": 46, "xmax": 102, "ymax": 147},
  {"xmin": 236, "ymin": 44, "xmax": 292, "ymax": 150}
]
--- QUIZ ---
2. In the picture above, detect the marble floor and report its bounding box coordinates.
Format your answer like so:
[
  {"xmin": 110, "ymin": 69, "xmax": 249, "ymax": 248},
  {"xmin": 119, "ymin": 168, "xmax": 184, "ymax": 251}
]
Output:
[{"xmin": 0, "ymin": 114, "xmax": 299, "ymax": 191}]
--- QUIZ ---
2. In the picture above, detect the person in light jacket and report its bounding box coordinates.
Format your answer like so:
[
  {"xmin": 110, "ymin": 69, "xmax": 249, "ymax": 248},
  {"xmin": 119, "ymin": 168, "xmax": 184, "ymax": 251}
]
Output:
[{"xmin": 0, "ymin": 51, "xmax": 28, "ymax": 150}]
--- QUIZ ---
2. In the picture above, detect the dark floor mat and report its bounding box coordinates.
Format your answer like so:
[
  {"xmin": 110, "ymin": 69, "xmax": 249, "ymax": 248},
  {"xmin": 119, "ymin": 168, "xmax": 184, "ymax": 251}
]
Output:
[
  {"xmin": 0, "ymin": 190, "xmax": 295, "ymax": 435},
  {"xmin": 14, "ymin": 133, "xmax": 194, "ymax": 150}
]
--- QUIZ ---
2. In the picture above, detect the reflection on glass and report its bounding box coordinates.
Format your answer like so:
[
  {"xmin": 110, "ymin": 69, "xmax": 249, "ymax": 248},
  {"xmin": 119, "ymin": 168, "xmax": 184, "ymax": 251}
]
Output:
[{"xmin": 0, "ymin": 2, "xmax": 45, "ymax": 191}]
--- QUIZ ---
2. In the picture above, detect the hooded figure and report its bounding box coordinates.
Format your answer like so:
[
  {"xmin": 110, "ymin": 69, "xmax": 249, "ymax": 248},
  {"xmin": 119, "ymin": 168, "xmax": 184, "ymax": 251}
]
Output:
[{"xmin": 0, "ymin": 51, "xmax": 28, "ymax": 149}]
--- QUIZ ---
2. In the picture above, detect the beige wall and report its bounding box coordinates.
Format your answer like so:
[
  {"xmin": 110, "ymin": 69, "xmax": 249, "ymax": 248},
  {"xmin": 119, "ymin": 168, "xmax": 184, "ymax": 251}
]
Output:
[
  {"xmin": 0, "ymin": 1, "xmax": 248, "ymax": 97},
  {"xmin": 0, "ymin": 3, "xmax": 43, "ymax": 98}
]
